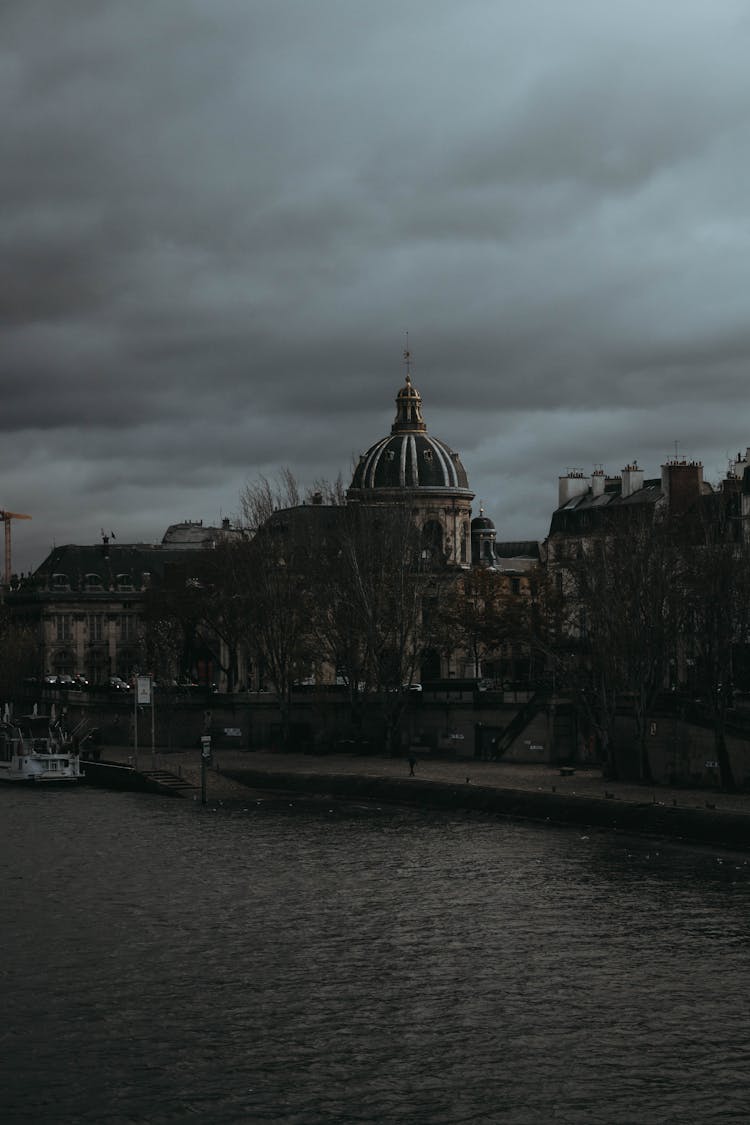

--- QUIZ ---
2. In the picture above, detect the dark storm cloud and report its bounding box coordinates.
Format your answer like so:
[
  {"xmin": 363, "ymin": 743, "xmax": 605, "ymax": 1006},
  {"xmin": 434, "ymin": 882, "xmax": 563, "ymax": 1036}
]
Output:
[{"xmin": 3, "ymin": 0, "xmax": 750, "ymax": 568}]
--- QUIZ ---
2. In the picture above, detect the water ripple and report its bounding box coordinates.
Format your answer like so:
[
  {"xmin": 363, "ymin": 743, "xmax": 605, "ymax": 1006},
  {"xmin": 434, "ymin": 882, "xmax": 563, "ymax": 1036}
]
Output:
[{"xmin": 1, "ymin": 788, "xmax": 749, "ymax": 1123}]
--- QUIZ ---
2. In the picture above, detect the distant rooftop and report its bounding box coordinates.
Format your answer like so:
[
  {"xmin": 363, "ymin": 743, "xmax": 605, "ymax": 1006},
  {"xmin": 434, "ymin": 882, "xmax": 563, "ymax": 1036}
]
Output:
[{"xmin": 161, "ymin": 520, "xmax": 236, "ymax": 548}]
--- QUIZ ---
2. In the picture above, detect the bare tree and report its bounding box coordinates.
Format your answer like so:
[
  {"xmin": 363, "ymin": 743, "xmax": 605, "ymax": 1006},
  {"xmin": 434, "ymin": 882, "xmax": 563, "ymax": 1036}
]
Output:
[
  {"xmin": 681, "ymin": 514, "xmax": 750, "ymax": 791},
  {"xmin": 305, "ymin": 474, "xmax": 347, "ymax": 506},
  {"xmin": 239, "ymin": 469, "xmax": 302, "ymax": 532},
  {"xmin": 0, "ymin": 608, "xmax": 37, "ymax": 706},
  {"xmin": 552, "ymin": 513, "xmax": 683, "ymax": 781},
  {"xmin": 310, "ymin": 503, "xmax": 425, "ymax": 753},
  {"xmin": 436, "ymin": 567, "xmax": 531, "ymax": 681}
]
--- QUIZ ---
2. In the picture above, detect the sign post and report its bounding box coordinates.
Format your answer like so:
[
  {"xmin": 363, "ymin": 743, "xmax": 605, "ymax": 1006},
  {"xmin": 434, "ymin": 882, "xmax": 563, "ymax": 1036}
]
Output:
[
  {"xmin": 136, "ymin": 675, "xmax": 152, "ymax": 773},
  {"xmin": 133, "ymin": 683, "xmax": 138, "ymax": 772}
]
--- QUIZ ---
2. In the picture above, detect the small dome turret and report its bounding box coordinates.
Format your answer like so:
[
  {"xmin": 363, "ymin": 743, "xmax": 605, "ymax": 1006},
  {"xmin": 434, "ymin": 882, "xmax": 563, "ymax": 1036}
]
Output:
[{"xmin": 471, "ymin": 505, "xmax": 497, "ymax": 567}]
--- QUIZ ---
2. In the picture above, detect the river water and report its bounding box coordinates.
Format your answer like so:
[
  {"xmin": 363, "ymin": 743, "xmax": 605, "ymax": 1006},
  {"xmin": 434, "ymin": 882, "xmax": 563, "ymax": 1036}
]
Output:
[{"xmin": 1, "ymin": 786, "xmax": 749, "ymax": 1125}]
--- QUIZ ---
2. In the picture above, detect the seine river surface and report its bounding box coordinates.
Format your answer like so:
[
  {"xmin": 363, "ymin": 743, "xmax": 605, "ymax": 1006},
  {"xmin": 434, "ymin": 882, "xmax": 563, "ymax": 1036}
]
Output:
[{"xmin": 2, "ymin": 787, "xmax": 750, "ymax": 1125}]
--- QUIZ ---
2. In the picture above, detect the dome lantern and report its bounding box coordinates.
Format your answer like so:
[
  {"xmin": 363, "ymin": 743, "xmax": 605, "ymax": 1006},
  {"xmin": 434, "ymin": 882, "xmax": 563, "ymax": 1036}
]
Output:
[{"xmin": 392, "ymin": 374, "xmax": 427, "ymax": 434}]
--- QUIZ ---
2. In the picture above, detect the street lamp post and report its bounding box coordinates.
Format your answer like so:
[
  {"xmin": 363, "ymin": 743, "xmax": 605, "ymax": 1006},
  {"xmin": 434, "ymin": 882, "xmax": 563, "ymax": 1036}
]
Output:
[{"xmin": 200, "ymin": 734, "xmax": 211, "ymax": 805}]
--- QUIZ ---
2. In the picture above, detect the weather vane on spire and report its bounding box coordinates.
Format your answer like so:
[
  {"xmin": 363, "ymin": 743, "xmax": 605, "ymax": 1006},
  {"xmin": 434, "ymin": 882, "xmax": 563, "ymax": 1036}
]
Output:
[{"xmin": 403, "ymin": 331, "xmax": 412, "ymax": 379}]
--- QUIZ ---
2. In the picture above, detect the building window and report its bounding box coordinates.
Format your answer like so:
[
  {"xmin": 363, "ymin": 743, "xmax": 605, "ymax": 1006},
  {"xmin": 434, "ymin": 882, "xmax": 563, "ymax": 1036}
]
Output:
[
  {"xmin": 120, "ymin": 615, "xmax": 138, "ymax": 641},
  {"xmin": 55, "ymin": 615, "xmax": 71, "ymax": 642},
  {"xmin": 52, "ymin": 649, "xmax": 74, "ymax": 675},
  {"xmin": 88, "ymin": 614, "xmax": 104, "ymax": 642},
  {"xmin": 510, "ymin": 578, "xmax": 521, "ymax": 595},
  {"xmin": 421, "ymin": 520, "xmax": 443, "ymax": 564},
  {"xmin": 88, "ymin": 650, "xmax": 107, "ymax": 683}
]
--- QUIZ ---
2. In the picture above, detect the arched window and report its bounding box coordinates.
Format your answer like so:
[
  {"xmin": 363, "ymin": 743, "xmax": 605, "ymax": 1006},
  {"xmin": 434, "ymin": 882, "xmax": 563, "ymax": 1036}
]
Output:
[{"xmin": 421, "ymin": 520, "xmax": 444, "ymax": 566}]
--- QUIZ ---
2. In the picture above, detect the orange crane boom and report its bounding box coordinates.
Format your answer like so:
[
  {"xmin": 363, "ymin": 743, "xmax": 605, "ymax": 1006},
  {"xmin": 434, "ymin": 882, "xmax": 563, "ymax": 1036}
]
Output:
[{"xmin": 0, "ymin": 510, "xmax": 32, "ymax": 585}]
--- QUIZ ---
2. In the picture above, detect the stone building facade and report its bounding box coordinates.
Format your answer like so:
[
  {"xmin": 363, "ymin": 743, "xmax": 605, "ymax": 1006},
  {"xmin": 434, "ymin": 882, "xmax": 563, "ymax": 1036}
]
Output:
[{"xmin": 7, "ymin": 522, "xmax": 236, "ymax": 684}]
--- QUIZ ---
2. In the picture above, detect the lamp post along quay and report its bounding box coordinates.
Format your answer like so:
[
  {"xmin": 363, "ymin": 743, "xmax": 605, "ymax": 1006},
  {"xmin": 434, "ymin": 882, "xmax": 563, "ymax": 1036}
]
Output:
[{"xmin": 200, "ymin": 736, "xmax": 211, "ymax": 805}]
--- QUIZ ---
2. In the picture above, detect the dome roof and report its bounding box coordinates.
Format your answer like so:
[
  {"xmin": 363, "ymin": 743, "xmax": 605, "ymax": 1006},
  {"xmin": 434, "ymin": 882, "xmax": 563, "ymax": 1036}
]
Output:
[
  {"xmin": 471, "ymin": 513, "xmax": 495, "ymax": 531},
  {"xmin": 349, "ymin": 373, "xmax": 471, "ymax": 494}
]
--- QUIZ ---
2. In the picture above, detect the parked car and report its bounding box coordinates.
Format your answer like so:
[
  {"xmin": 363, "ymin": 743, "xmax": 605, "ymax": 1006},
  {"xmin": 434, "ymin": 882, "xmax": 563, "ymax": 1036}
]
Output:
[{"xmin": 107, "ymin": 676, "xmax": 131, "ymax": 691}]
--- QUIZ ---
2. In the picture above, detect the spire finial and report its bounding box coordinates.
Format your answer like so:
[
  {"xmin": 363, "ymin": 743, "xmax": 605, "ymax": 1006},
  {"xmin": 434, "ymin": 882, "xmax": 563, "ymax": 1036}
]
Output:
[{"xmin": 392, "ymin": 336, "xmax": 426, "ymax": 433}]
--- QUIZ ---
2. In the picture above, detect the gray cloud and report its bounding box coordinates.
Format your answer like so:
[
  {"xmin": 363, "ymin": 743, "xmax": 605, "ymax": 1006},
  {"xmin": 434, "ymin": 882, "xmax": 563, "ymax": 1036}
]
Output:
[{"xmin": 3, "ymin": 0, "xmax": 750, "ymax": 569}]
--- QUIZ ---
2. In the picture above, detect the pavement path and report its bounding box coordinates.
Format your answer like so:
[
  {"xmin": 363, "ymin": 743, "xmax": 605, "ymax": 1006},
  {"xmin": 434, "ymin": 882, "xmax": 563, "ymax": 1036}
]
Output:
[{"xmin": 101, "ymin": 746, "xmax": 750, "ymax": 814}]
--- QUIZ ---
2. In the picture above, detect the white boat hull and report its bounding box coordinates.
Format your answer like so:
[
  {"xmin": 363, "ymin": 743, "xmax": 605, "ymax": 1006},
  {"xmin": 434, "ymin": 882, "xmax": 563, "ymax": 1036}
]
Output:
[
  {"xmin": 0, "ymin": 716, "xmax": 83, "ymax": 784},
  {"xmin": 0, "ymin": 767, "xmax": 82, "ymax": 783}
]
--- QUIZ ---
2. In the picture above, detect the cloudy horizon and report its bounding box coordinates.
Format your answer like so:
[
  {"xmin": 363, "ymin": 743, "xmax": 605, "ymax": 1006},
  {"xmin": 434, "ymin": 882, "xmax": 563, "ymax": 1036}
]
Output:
[{"xmin": 4, "ymin": 1, "xmax": 750, "ymax": 572}]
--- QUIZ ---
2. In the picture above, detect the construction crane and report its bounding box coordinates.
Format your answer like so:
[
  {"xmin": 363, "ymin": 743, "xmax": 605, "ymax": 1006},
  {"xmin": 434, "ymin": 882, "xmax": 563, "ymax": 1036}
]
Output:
[{"xmin": 0, "ymin": 510, "xmax": 32, "ymax": 585}]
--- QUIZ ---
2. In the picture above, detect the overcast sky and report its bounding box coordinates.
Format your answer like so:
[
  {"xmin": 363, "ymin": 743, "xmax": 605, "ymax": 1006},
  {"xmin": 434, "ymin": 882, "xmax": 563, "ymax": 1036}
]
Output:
[{"xmin": 4, "ymin": 0, "xmax": 750, "ymax": 572}]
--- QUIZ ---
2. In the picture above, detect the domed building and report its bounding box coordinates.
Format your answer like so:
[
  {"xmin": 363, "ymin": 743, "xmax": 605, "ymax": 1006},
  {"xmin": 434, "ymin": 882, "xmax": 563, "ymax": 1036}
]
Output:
[
  {"xmin": 347, "ymin": 370, "xmax": 474, "ymax": 568},
  {"xmin": 471, "ymin": 507, "xmax": 498, "ymax": 567}
]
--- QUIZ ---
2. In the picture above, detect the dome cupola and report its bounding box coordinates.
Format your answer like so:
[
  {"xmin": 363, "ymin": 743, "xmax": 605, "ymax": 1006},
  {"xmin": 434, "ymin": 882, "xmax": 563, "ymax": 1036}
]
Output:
[
  {"xmin": 349, "ymin": 363, "xmax": 472, "ymax": 496},
  {"xmin": 346, "ymin": 351, "xmax": 474, "ymax": 569}
]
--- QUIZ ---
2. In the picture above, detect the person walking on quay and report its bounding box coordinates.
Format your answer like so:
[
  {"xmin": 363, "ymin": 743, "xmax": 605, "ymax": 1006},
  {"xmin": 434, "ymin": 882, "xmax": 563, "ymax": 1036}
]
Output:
[{"xmin": 408, "ymin": 754, "xmax": 417, "ymax": 777}]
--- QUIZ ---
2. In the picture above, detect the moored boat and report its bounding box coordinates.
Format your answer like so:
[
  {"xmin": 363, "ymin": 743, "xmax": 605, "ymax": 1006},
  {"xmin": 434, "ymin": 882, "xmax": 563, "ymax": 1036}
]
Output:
[{"xmin": 0, "ymin": 715, "xmax": 82, "ymax": 783}]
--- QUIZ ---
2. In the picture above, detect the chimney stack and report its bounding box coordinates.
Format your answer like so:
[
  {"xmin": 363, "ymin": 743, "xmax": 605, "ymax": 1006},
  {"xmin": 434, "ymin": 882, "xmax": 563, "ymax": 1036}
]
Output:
[
  {"xmin": 590, "ymin": 468, "xmax": 606, "ymax": 497},
  {"xmin": 558, "ymin": 470, "xmax": 590, "ymax": 507},
  {"xmin": 661, "ymin": 459, "xmax": 703, "ymax": 516},
  {"xmin": 620, "ymin": 461, "xmax": 644, "ymax": 500}
]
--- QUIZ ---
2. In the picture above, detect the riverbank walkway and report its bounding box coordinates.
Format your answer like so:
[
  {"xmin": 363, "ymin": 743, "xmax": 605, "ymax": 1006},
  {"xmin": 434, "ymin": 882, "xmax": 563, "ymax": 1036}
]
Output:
[{"xmin": 101, "ymin": 746, "xmax": 750, "ymax": 815}]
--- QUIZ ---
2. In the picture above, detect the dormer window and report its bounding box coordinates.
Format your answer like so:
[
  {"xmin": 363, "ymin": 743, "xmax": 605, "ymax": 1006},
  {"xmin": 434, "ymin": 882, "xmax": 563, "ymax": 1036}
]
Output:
[
  {"xmin": 423, "ymin": 449, "xmax": 433, "ymax": 462},
  {"xmin": 116, "ymin": 573, "xmax": 133, "ymax": 591},
  {"xmin": 51, "ymin": 573, "xmax": 70, "ymax": 591},
  {"xmin": 385, "ymin": 449, "xmax": 396, "ymax": 461},
  {"xmin": 84, "ymin": 573, "xmax": 103, "ymax": 590}
]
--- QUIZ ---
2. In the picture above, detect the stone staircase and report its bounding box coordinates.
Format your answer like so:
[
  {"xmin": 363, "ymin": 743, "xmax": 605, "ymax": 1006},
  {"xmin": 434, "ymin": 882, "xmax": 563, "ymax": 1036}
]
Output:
[{"xmin": 139, "ymin": 768, "xmax": 198, "ymax": 797}]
